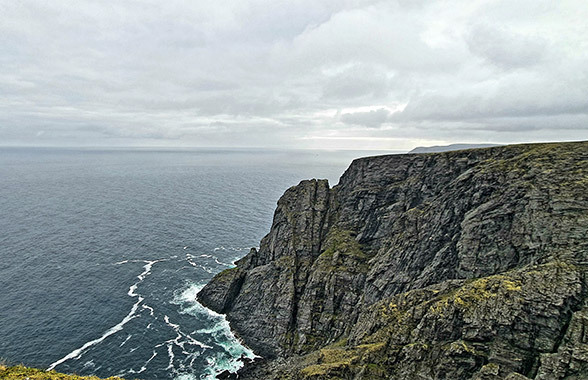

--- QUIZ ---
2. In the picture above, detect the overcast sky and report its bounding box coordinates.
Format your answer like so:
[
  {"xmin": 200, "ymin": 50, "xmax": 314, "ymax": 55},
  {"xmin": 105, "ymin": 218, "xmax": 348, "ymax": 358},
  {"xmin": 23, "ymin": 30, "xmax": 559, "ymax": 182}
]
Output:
[{"xmin": 1, "ymin": 0, "xmax": 587, "ymax": 150}]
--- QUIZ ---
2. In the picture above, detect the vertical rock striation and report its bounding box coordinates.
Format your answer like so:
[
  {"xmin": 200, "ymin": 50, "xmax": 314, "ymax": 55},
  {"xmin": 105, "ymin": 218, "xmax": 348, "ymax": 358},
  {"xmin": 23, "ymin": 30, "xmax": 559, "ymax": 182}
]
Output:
[{"xmin": 198, "ymin": 141, "xmax": 588, "ymax": 379}]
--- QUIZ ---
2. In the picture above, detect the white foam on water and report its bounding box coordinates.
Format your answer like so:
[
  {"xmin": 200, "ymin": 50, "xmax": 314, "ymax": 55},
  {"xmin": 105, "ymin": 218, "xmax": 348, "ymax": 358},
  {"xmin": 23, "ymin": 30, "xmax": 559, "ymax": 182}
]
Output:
[
  {"xmin": 174, "ymin": 374, "xmax": 198, "ymax": 380},
  {"xmin": 164, "ymin": 314, "xmax": 211, "ymax": 349},
  {"xmin": 142, "ymin": 303, "xmax": 155, "ymax": 316},
  {"xmin": 186, "ymin": 259, "xmax": 198, "ymax": 267},
  {"xmin": 213, "ymin": 246, "xmax": 246, "ymax": 252},
  {"xmin": 187, "ymin": 352, "xmax": 199, "ymax": 367},
  {"xmin": 185, "ymin": 333, "xmax": 210, "ymax": 349},
  {"xmin": 200, "ymin": 350, "xmax": 254, "ymax": 380},
  {"xmin": 213, "ymin": 257, "xmax": 232, "ymax": 266},
  {"xmin": 47, "ymin": 298, "xmax": 142, "ymax": 370},
  {"xmin": 138, "ymin": 260, "xmax": 160, "ymax": 281},
  {"xmin": 48, "ymin": 258, "xmax": 167, "ymax": 371},
  {"xmin": 137, "ymin": 351, "xmax": 158, "ymax": 374},
  {"xmin": 151, "ymin": 310, "xmax": 212, "ymax": 377},
  {"xmin": 171, "ymin": 282, "xmax": 256, "ymax": 379},
  {"xmin": 119, "ymin": 334, "xmax": 132, "ymax": 347},
  {"xmin": 201, "ymin": 266, "xmax": 215, "ymax": 274},
  {"xmin": 189, "ymin": 250, "xmax": 245, "ymax": 268},
  {"xmin": 128, "ymin": 284, "xmax": 138, "ymax": 297},
  {"xmin": 113, "ymin": 258, "xmax": 163, "ymax": 266},
  {"xmin": 176, "ymin": 283, "xmax": 204, "ymax": 302},
  {"xmin": 164, "ymin": 315, "xmax": 180, "ymax": 329},
  {"xmin": 195, "ymin": 323, "xmax": 225, "ymax": 335},
  {"xmin": 166, "ymin": 344, "xmax": 175, "ymax": 370}
]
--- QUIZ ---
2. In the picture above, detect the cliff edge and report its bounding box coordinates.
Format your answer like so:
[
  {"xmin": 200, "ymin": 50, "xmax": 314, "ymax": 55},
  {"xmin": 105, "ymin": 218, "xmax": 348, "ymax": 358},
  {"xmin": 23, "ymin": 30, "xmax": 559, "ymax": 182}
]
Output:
[
  {"xmin": 198, "ymin": 141, "xmax": 588, "ymax": 379},
  {"xmin": 0, "ymin": 365, "xmax": 123, "ymax": 380}
]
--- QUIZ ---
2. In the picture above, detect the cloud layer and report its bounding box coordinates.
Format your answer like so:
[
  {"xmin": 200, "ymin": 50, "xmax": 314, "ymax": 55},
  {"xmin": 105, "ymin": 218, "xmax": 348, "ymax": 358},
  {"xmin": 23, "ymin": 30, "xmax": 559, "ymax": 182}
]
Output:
[{"xmin": 1, "ymin": 0, "xmax": 587, "ymax": 149}]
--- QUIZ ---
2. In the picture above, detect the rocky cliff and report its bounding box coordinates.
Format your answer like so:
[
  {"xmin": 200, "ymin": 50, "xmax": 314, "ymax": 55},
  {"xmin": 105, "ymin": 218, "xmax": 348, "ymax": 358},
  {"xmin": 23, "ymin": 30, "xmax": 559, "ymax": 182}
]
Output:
[{"xmin": 198, "ymin": 141, "xmax": 588, "ymax": 380}]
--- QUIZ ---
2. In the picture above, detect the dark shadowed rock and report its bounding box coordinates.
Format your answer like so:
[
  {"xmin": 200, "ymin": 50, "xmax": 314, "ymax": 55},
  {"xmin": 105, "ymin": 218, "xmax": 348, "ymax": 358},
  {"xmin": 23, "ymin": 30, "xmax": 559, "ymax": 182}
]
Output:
[{"xmin": 199, "ymin": 141, "xmax": 588, "ymax": 379}]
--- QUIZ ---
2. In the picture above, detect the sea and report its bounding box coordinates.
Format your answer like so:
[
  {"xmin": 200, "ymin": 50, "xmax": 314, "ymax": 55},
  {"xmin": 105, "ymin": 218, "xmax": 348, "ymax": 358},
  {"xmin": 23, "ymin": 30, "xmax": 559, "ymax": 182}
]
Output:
[{"xmin": 0, "ymin": 147, "xmax": 392, "ymax": 380}]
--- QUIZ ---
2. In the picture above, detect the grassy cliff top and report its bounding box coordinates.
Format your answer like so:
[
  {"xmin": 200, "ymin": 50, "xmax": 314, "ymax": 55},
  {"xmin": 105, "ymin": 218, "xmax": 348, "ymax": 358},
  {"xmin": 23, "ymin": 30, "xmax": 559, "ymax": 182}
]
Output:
[{"xmin": 0, "ymin": 365, "xmax": 124, "ymax": 380}]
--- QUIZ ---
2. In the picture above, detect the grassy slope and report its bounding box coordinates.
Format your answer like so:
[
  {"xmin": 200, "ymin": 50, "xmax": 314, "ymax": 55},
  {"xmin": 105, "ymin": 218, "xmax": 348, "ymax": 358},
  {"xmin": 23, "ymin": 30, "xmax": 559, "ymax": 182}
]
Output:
[{"xmin": 0, "ymin": 365, "xmax": 124, "ymax": 380}]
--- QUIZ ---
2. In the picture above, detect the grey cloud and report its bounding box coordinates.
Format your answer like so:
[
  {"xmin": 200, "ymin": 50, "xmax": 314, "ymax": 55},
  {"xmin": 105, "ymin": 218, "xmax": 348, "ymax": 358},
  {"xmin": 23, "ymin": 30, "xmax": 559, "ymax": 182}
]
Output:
[
  {"xmin": 322, "ymin": 64, "xmax": 392, "ymax": 101},
  {"xmin": 340, "ymin": 108, "xmax": 391, "ymax": 128},
  {"xmin": 0, "ymin": 0, "xmax": 587, "ymax": 149},
  {"xmin": 466, "ymin": 24, "xmax": 548, "ymax": 69},
  {"xmin": 393, "ymin": 69, "xmax": 588, "ymax": 123}
]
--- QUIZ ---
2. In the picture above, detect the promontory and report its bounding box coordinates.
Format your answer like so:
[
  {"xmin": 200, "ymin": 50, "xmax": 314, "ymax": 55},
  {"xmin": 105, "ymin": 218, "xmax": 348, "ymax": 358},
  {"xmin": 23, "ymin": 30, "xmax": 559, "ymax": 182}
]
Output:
[{"xmin": 199, "ymin": 141, "xmax": 588, "ymax": 379}]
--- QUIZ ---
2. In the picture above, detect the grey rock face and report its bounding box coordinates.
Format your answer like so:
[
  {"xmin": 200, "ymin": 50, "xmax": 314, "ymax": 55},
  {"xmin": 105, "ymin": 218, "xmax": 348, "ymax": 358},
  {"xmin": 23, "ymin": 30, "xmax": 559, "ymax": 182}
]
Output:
[
  {"xmin": 199, "ymin": 179, "xmax": 333, "ymax": 358},
  {"xmin": 198, "ymin": 141, "xmax": 588, "ymax": 379}
]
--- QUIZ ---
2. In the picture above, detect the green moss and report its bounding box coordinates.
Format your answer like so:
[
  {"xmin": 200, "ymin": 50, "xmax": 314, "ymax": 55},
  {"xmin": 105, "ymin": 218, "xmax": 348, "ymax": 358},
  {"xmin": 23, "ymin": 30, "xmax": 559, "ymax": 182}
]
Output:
[
  {"xmin": 299, "ymin": 333, "xmax": 323, "ymax": 352},
  {"xmin": 213, "ymin": 266, "xmax": 239, "ymax": 283},
  {"xmin": 446, "ymin": 340, "xmax": 485, "ymax": 357},
  {"xmin": 319, "ymin": 348, "xmax": 358, "ymax": 365},
  {"xmin": 356, "ymin": 342, "xmax": 386, "ymax": 354},
  {"xmin": 330, "ymin": 338, "xmax": 348, "ymax": 348},
  {"xmin": 300, "ymin": 342, "xmax": 386, "ymax": 378},
  {"xmin": 321, "ymin": 229, "xmax": 368, "ymax": 260},
  {"xmin": 276, "ymin": 254, "xmax": 296, "ymax": 268},
  {"xmin": 314, "ymin": 229, "xmax": 372, "ymax": 274},
  {"xmin": 477, "ymin": 142, "xmax": 587, "ymax": 194},
  {"xmin": 405, "ymin": 206, "xmax": 426, "ymax": 215},
  {"xmin": 0, "ymin": 365, "xmax": 125, "ymax": 380},
  {"xmin": 428, "ymin": 274, "xmax": 522, "ymax": 316},
  {"xmin": 301, "ymin": 352, "xmax": 357, "ymax": 377},
  {"xmin": 361, "ymin": 301, "xmax": 414, "ymax": 345},
  {"xmin": 479, "ymin": 362, "xmax": 500, "ymax": 375}
]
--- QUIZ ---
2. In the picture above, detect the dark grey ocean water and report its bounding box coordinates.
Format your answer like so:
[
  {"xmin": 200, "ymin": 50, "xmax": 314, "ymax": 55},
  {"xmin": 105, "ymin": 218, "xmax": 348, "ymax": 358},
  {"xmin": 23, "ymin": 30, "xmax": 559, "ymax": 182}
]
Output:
[{"xmin": 0, "ymin": 147, "xmax": 388, "ymax": 380}]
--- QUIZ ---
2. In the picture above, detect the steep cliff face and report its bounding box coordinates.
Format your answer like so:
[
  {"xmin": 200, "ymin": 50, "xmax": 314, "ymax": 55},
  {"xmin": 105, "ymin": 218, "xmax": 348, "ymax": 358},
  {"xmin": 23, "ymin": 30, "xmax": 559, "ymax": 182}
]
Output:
[{"xmin": 198, "ymin": 141, "xmax": 588, "ymax": 379}]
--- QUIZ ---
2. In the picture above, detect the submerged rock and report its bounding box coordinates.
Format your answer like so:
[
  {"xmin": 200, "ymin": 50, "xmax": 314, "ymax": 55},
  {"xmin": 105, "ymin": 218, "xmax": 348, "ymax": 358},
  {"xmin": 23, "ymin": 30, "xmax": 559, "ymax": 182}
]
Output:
[{"xmin": 199, "ymin": 141, "xmax": 588, "ymax": 379}]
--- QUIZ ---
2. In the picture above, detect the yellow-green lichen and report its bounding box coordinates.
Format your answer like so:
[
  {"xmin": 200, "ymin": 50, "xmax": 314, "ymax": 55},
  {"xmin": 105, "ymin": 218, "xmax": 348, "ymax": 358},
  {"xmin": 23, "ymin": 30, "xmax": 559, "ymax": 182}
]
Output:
[
  {"xmin": 429, "ymin": 274, "xmax": 522, "ymax": 316},
  {"xmin": 314, "ymin": 229, "xmax": 371, "ymax": 273},
  {"xmin": 446, "ymin": 340, "xmax": 485, "ymax": 357},
  {"xmin": 213, "ymin": 266, "xmax": 239, "ymax": 283},
  {"xmin": 321, "ymin": 229, "xmax": 368, "ymax": 260},
  {"xmin": 0, "ymin": 365, "xmax": 125, "ymax": 380},
  {"xmin": 299, "ymin": 342, "xmax": 387, "ymax": 378},
  {"xmin": 300, "ymin": 349, "xmax": 358, "ymax": 377}
]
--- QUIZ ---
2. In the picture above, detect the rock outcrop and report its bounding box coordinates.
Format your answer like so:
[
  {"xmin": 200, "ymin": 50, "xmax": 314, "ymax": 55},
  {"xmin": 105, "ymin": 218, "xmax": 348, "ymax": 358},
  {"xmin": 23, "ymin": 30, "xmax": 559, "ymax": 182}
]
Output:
[{"xmin": 198, "ymin": 141, "xmax": 588, "ymax": 379}]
